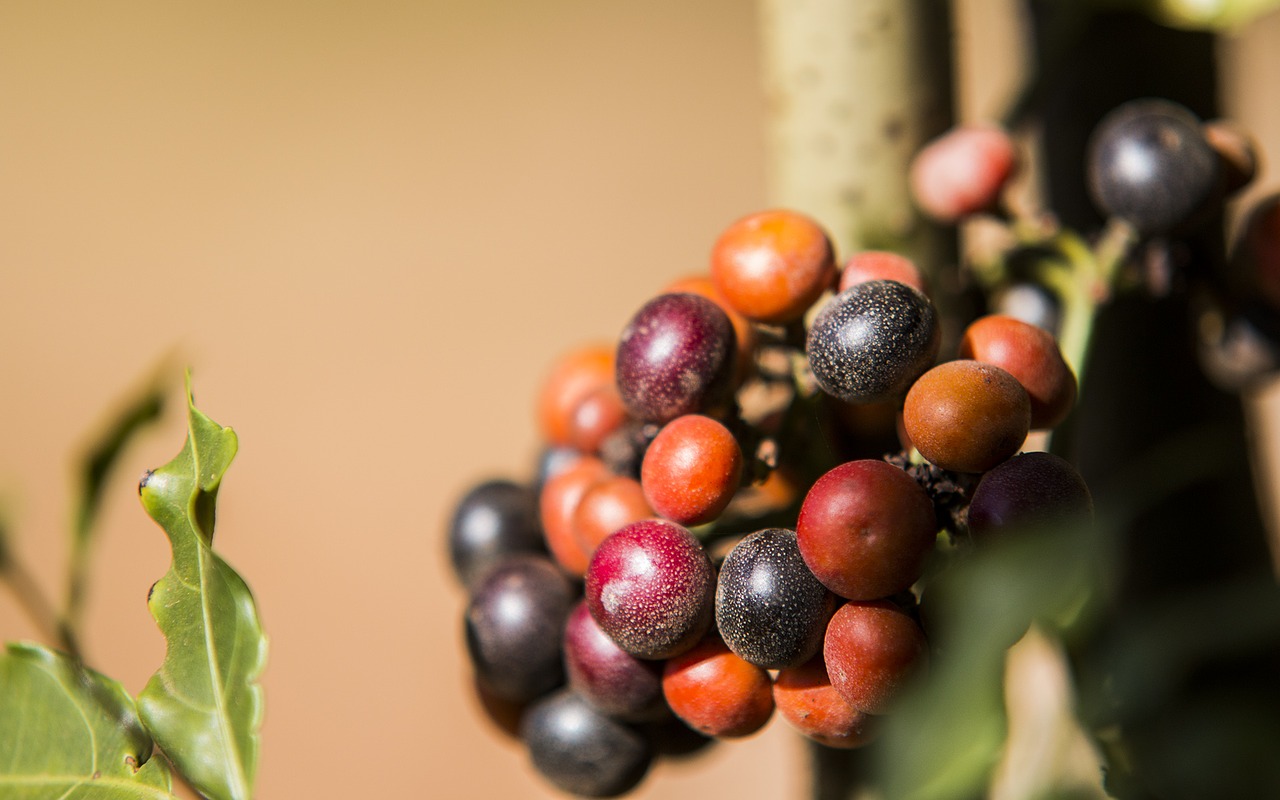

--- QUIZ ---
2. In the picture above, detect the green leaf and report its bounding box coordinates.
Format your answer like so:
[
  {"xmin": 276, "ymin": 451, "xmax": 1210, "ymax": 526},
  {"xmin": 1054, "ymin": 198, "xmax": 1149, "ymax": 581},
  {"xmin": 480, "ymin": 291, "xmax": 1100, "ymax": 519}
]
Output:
[
  {"xmin": 65, "ymin": 370, "xmax": 167, "ymax": 648},
  {"xmin": 137, "ymin": 377, "xmax": 265, "ymax": 800},
  {"xmin": 0, "ymin": 641, "xmax": 175, "ymax": 799}
]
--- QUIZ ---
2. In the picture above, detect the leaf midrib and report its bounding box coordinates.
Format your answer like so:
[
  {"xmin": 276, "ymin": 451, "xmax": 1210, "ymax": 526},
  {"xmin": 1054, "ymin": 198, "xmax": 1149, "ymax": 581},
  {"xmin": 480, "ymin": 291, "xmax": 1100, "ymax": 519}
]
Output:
[
  {"xmin": 194, "ymin": 528, "xmax": 249, "ymax": 800},
  {"xmin": 0, "ymin": 773, "xmax": 173, "ymax": 799}
]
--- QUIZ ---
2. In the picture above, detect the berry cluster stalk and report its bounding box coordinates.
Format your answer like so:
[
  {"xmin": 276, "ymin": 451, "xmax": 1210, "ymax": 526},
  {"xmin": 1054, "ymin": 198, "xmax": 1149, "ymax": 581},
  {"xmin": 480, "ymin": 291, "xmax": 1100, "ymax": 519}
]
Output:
[{"xmin": 756, "ymin": 3, "xmax": 956, "ymax": 797}]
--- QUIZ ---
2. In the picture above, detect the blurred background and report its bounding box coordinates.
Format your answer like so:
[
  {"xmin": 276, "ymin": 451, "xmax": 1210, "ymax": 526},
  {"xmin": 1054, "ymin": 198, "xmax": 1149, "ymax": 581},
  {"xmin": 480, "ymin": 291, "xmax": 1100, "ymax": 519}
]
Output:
[{"xmin": 1, "ymin": 2, "xmax": 1278, "ymax": 798}]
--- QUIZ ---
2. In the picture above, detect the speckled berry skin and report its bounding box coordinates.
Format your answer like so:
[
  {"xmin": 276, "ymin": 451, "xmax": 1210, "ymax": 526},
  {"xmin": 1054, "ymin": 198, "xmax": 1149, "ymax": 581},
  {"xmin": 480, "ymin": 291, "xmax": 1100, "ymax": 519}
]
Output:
[
  {"xmin": 796, "ymin": 460, "xmax": 938, "ymax": 601},
  {"xmin": 967, "ymin": 451, "xmax": 1093, "ymax": 539},
  {"xmin": 661, "ymin": 635, "xmax": 775, "ymax": 738},
  {"xmin": 641, "ymin": 414, "xmax": 743, "ymax": 526},
  {"xmin": 1086, "ymin": 99, "xmax": 1220, "ymax": 235},
  {"xmin": 563, "ymin": 601, "xmax": 667, "ymax": 722},
  {"xmin": 715, "ymin": 529, "xmax": 834, "ymax": 669},
  {"xmin": 807, "ymin": 280, "xmax": 940, "ymax": 404},
  {"xmin": 465, "ymin": 555, "xmax": 575, "ymax": 703},
  {"xmin": 585, "ymin": 519, "xmax": 715, "ymax": 660},
  {"xmin": 521, "ymin": 688, "xmax": 653, "ymax": 798},
  {"xmin": 615, "ymin": 293, "xmax": 737, "ymax": 424}
]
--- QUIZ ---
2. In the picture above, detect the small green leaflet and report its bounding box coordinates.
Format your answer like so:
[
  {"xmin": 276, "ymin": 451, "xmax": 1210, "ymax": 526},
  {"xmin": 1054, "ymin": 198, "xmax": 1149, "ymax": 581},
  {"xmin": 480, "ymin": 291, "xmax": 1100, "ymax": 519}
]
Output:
[
  {"xmin": 137, "ymin": 377, "xmax": 266, "ymax": 800},
  {"xmin": 0, "ymin": 641, "xmax": 176, "ymax": 800}
]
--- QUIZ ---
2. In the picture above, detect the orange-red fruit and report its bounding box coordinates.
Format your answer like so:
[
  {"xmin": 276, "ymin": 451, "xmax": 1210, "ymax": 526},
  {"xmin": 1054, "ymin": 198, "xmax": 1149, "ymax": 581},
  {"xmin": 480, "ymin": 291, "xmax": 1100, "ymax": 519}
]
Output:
[
  {"xmin": 823, "ymin": 600, "xmax": 928, "ymax": 715},
  {"xmin": 665, "ymin": 274, "xmax": 759, "ymax": 384},
  {"xmin": 537, "ymin": 345, "xmax": 616, "ymax": 448},
  {"xmin": 662, "ymin": 636, "xmax": 774, "ymax": 738},
  {"xmin": 958, "ymin": 314, "xmax": 1077, "ymax": 429},
  {"xmin": 903, "ymin": 360, "xmax": 1031, "ymax": 473},
  {"xmin": 837, "ymin": 251, "xmax": 928, "ymax": 296},
  {"xmin": 774, "ymin": 654, "xmax": 879, "ymax": 749},
  {"xmin": 539, "ymin": 457, "xmax": 609, "ymax": 576},
  {"xmin": 565, "ymin": 383, "xmax": 628, "ymax": 453},
  {"xmin": 572, "ymin": 475, "xmax": 654, "ymax": 554},
  {"xmin": 710, "ymin": 209, "xmax": 837, "ymax": 325},
  {"xmin": 641, "ymin": 415, "xmax": 743, "ymax": 526},
  {"xmin": 909, "ymin": 124, "xmax": 1018, "ymax": 223}
]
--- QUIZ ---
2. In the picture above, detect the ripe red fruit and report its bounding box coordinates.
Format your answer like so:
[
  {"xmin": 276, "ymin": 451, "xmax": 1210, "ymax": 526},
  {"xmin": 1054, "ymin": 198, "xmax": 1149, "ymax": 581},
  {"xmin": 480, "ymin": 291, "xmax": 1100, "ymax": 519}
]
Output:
[
  {"xmin": 958, "ymin": 314, "xmax": 1077, "ymax": 430},
  {"xmin": 572, "ymin": 475, "xmax": 654, "ymax": 554},
  {"xmin": 537, "ymin": 344, "xmax": 615, "ymax": 448},
  {"xmin": 823, "ymin": 599, "xmax": 928, "ymax": 714},
  {"xmin": 539, "ymin": 456, "xmax": 609, "ymax": 577},
  {"xmin": 662, "ymin": 635, "xmax": 774, "ymax": 738},
  {"xmin": 641, "ymin": 414, "xmax": 743, "ymax": 526},
  {"xmin": 903, "ymin": 360, "xmax": 1031, "ymax": 473},
  {"xmin": 796, "ymin": 460, "xmax": 937, "ymax": 601},
  {"xmin": 585, "ymin": 519, "xmax": 715, "ymax": 660},
  {"xmin": 909, "ymin": 124, "xmax": 1018, "ymax": 223},
  {"xmin": 710, "ymin": 209, "xmax": 837, "ymax": 325},
  {"xmin": 665, "ymin": 274, "xmax": 760, "ymax": 384},
  {"xmin": 774, "ymin": 654, "xmax": 879, "ymax": 749},
  {"xmin": 837, "ymin": 250, "xmax": 928, "ymax": 296}
]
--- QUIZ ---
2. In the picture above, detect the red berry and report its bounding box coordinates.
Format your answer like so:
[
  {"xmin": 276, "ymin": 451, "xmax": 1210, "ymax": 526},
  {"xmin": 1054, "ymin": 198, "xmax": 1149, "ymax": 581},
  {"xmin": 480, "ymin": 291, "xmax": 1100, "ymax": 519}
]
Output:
[
  {"xmin": 537, "ymin": 344, "xmax": 615, "ymax": 448},
  {"xmin": 823, "ymin": 599, "xmax": 928, "ymax": 715},
  {"xmin": 909, "ymin": 124, "xmax": 1018, "ymax": 223},
  {"xmin": 837, "ymin": 251, "xmax": 928, "ymax": 296},
  {"xmin": 662, "ymin": 635, "xmax": 774, "ymax": 738},
  {"xmin": 774, "ymin": 653, "xmax": 879, "ymax": 749},
  {"xmin": 585, "ymin": 519, "xmax": 715, "ymax": 660},
  {"xmin": 959, "ymin": 314, "xmax": 1077, "ymax": 430},
  {"xmin": 710, "ymin": 209, "xmax": 837, "ymax": 325},
  {"xmin": 796, "ymin": 460, "xmax": 937, "ymax": 601},
  {"xmin": 641, "ymin": 415, "xmax": 743, "ymax": 526}
]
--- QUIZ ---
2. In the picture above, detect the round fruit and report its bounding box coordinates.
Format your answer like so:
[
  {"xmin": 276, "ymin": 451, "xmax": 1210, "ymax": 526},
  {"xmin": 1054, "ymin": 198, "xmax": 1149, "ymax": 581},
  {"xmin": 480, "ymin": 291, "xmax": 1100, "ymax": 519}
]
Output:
[
  {"xmin": 796, "ymin": 460, "xmax": 938, "ymax": 601},
  {"xmin": 615, "ymin": 293, "xmax": 737, "ymax": 423},
  {"xmin": 664, "ymin": 274, "xmax": 759, "ymax": 383},
  {"xmin": 959, "ymin": 314, "xmax": 1077, "ymax": 429},
  {"xmin": 662, "ymin": 635, "xmax": 775, "ymax": 738},
  {"xmin": 563, "ymin": 601, "xmax": 667, "ymax": 722},
  {"xmin": 573, "ymin": 475, "xmax": 654, "ymax": 555},
  {"xmin": 967, "ymin": 451, "xmax": 1094, "ymax": 539},
  {"xmin": 903, "ymin": 360, "xmax": 1031, "ymax": 473},
  {"xmin": 1086, "ymin": 98, "xmax": 1220, "ymax": 235},
  {"xmin": 715, "ymin": 528, "xmax": 834, "ymax": 669},
  {"xmin": 448, "ymin": 478, "xmax": 544, "ymax": 587},
  {"xmin": 710, "ymin": 208, "xmax": 836, "ymax": 325},
  {"xmin": 585, "ymin": 519, "xmax": 715, "ymax": 660},
  {"xmin": 774, "ymin": 654, "xmax": 879, "ymax": 749},
  {"xmin": 539, "ymin": 456, "xmax": 610, "ymax": 577},
  {"xmin": 521, "ymin": 689, "xmax": 653, "ymax": 798},
  {"xmin": 807, "ymin": 280, "xmax": 940, "ymax": 404},
  {"xmin": 823, "ymin": 599, "xmax": 928, "ymax": 714},
  {"xmin": 538, "ymin": 344, "xmax": 616, "ymax": 447},
  {"xmin": 567, "ymin": 383, "xmax": 629, "ymax": 454},
  {"xmin": 837, "ymin": 250, "xmax": 928, "ymax": 295},
  {"xmin": 640, "ymin": 414, "xmax": 743, "ymax": 526},
  {"xmin": 465, "ymin": 555, "xmax": 574, "ymax": 703},
  {"xmin": 909, "ymin": 123, "xmax": 1019, "ymax": 223}
]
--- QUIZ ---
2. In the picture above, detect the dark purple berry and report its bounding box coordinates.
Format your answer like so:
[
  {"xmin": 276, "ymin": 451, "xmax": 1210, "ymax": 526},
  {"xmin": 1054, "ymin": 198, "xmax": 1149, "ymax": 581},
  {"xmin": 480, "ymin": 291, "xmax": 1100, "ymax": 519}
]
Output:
[
  {"xmin": 448, "ymin": 479, "xmax": 544, "ymax": 587},
  {"xmin": 564, "ymin": 600, "xmax": 667, "ymax": 722},
  {"xmin": 715, "ymin": 529, "xmax": 834, "ymax": 669},
  {"xmin": 615, "ymin": 293, "xmax": 737, "ymax": 423},
  {"xmin": 1086, "ymin": 99, "xmax": 1220, "ymax": 235},
  {"xmin": 521, "ymin": 689, "xmax": 653, "ymax": 798},
  {"xmin": 967, "ymin": 451, "xmax": 1093, "ymax": 539},
  {"xmin": 465, "ymin": 555, "xmax": 574, "ymax": 703},
  {"xmin": 585, "ymin": 519, "xmax": 715, "ymax": 660},
  {"xmin": 807, "ymin": 280, "xmax": 940, "ymax": 404}
]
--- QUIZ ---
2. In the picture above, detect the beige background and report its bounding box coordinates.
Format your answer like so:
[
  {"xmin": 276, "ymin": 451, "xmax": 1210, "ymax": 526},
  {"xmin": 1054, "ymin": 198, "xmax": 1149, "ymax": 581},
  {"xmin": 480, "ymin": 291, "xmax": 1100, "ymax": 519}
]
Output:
[{"xmin": 1, "ymin": 3, "xmax": 1277, "ymax": 798}]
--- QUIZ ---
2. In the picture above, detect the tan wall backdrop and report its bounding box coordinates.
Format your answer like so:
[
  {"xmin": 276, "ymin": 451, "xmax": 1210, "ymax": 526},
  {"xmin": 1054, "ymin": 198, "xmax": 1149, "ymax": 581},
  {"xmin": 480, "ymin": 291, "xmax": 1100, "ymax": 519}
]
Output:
[{"xmin": 1, "ymin": 3, "xmax": 1277, "ymax": 799}]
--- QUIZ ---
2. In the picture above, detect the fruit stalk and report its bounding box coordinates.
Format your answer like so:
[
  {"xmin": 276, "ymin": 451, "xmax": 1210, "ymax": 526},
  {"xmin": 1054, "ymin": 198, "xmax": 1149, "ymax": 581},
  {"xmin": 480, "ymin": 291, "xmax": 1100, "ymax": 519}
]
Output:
[
  {"xmin": 757, "ymin": 0, "xmax": 954, "ymax": 269},
  {"xmin": 757, "ymin": 2, "xmax": 955, "ymax": 798}
]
